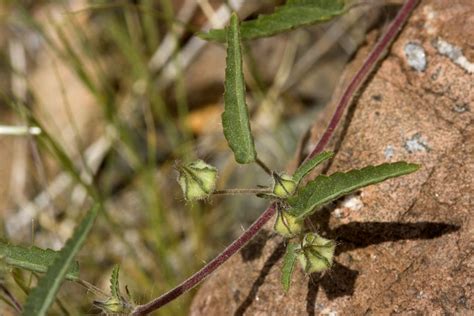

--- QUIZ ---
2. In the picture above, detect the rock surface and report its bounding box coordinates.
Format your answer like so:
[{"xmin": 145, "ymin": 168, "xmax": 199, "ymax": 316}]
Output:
[{"xmin": 190, "ymin": 0, "xmax": 473, "ymax": 315}]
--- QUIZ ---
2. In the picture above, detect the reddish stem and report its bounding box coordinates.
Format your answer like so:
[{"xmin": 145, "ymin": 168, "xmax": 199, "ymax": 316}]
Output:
[
  {"xmin": 132, "ymin": 0, "xmax": 419, "ymax": 314},
  {"xmin": 307, "ymin": 0, "xmax": 419, "ymax": 160},
  {"xmin": 131, "ymin": 204, "xmax": 276, "ymax": 315}
]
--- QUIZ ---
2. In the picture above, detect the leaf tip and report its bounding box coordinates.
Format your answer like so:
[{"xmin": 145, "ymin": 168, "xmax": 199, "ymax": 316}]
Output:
[
  {"xmin": 230, "ymin": 11, "xmax": 239, "ymax": 21},
  {"xmin": 394, "ymin": 161, "xmax": 422, "ymax": 174}
]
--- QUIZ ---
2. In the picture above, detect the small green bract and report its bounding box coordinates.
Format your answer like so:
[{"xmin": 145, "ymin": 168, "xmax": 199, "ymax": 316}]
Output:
[
  {"xmin": 272, "ymin": 173, "xmax": 297, "ymax": 198},
  {"xmin": 296, "ymin": 233, "xmax": 335, "ymax": 274},
  {"xmin": 274, "ymin": 210, "xmax": 303, "ymax": 237},
  {"xmin": 94, "ymin": 296, "xmax": 126, "ymax": 314},
  {"xmin": 177, "ymin": 160, "xmax": 218, "ymax": 201}
]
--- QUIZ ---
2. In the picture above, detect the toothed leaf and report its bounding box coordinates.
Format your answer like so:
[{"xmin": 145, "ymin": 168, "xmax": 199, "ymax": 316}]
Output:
[
  {"xmin": 222, "ymin": 13, "xmax": 257, "ymax": 164},
  {"xmin": 292, "ymin": 151, "xmax": 334, "ymax": 184},
  {"xmin": 281, "ymin": 242, "xmax": 298, "ymax": 292},
  {"xmin": 288, "ymin": 162, "xmax": 420, "ymax": 218},
  {"xmin": 0, "ymin": 242, "xmax": 79, "ymax": 280},
  {"xmin": 22, "ymin": 205, "xmax": 99, "ymax": 316},
  {"xmin": 110, "ymin": 265, "xmax": 120, "ymax": 298},
  {"xmin": 200, "ymin": 0, "xmax": 346, "ymax": 42}
]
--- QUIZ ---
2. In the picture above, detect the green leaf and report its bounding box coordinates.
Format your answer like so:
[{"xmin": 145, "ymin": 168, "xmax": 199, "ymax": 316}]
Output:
[
  {"xmin": 281, "ymin": 242, "xmax": 298, "ymax": 292},
  {"xmin": 22, "ymin": 205, "xmax": 99, "ymax": 316},
  {"xmin": 94, "ymin": 266, "xmax": 132, "ymax": 314},
  {"xmin": 222, "ymin": 13, "xmax": 257, "ymax": 164},
  {"xmin": 0, "ymin": 242, "xmax": 79, "ymax": 280},
  {"xmin": 288, "ymin": 162, "xmax": 420, "ymax": 218},
  {"xmin": 292, "ymin": 151, "xmax": 334, "ymax": 184},
  {"xmin": 200, "ymin": 0, "xmax": 346, "ymax": 42},
  {"xmin": 110, "ymin": 265, "xmax": 120, "ymax": 298}
]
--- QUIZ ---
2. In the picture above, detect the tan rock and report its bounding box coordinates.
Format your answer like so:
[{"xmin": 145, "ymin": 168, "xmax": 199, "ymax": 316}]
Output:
[{"xmin": 190, "ymin": 1, "xmax": 473, "ymax": 314}]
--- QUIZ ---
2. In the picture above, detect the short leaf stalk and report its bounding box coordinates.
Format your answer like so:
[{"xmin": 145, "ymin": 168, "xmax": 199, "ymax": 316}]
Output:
[
  {"xmin": 131, "ymin": 1, "xmax": 419, "ymax": 314},
  {"xmin": 255, "ymin": 157, "xmax": 273, "ymax": 176},
  {"xmin": 213, "ymin": 188, "xmax": 272, "ymax": 196}
]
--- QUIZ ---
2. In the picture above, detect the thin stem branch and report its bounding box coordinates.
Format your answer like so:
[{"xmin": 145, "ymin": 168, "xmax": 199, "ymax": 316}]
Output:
[
  {"xmin": 131, "ymin": 204, "xmax": 277, "ymax": 315},
  {"xmin": 213, "ymin": 188, "xmax": 271, "ymax": 195},
  {"xmin": 255, "ymin": 157, "xmax": 273, "ymax": 176},
  {"xmin": 131, "ymin": 1, "xmax": 419, "ymax": 314},
  {"xmin": 307, "ymin": 0, "xmax": 419, "ymax": 161},
  {"xmin": 74, "ymin": 279, "xmax": 108, "ymax": 297}
]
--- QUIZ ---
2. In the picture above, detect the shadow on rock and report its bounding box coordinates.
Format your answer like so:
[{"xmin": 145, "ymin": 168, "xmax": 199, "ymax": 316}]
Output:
[
  {"xmin": 241, "ymin": 229, "xmax": 272, "ymax": 262},
  {"xmin": 235, "ymin": 205, "xmax": 460, "ymax": 315},
  {"xmin": 306, "ymin": 262, "xmax": 359, "ymax": 316},
  {"xmin": 330, "ymin": 221, "xmax": 460, "ymax": 254},
  {"xmin": 234, "ymin": 241, "xmax": 286, "ymax": 316}
]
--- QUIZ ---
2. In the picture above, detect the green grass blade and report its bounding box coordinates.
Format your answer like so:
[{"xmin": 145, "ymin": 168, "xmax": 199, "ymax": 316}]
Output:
[
  {"xmin": 288, "ymin": 162, "xmax": 420, "ymax": 218},
  {"xmin": 222, "ymin": 13, "xmax": 257, "ymax": 164},
  {"xmin": 200, "ymin": 0, "xmax": 346, "ymax": 42},
  {"xmin": 292, "ymin": 151, "xmax": 334, "ymax": 184},
  {"xmin": 0, "ymin": 242, "xmax": 79, "ymax": 280},
  {"xmin": 281, "ymin": 242, "xmax": 298, "ymax": 292},
  {"xmin": 22, "ymin": 205, "xmax": 99, "ymax": 316}
]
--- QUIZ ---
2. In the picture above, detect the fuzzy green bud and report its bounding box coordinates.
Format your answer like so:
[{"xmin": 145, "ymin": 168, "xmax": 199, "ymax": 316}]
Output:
[
  {"xmin": 94, "ymin": 296, "xmax": 129, "ymax": 314},
  {"xmin": 177, "ymin": 160, "xmax": 218, "ymax": 201},
  {"xmin": 274, "ymin": 210, "xmax": 303, "ymax": 237},
  {"xmin": 272, "ymin": 173, "xmax": 297, "ymax": 198},
  {"xmin": 296, "ymin": 233, "xmax": 335, "ymax": 274}
]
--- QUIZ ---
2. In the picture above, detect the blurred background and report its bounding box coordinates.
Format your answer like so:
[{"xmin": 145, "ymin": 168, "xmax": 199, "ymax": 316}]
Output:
[{"xmin": 0, "ymin": 0, "xmax": 392, "ymax": 314}]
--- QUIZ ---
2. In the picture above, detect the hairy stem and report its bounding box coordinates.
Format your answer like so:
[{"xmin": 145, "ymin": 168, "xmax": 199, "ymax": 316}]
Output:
[
  {"xmin": 256, "ymin": 157, "xmax": 273, "ymax": 175},
  {"xmin": 307, "ymin": 0, "xmax": 419, "ymax": 160},
  {"xmin": 75, "ymin": 279, "xmax": 107, "ymax": 297},
  {"xmin": 213, "ymin": 188, "xmax": 272, "ymax": 195},
  {"xmin": 131, "ymin": 204, "xmax": 277, "ymax": 315},
  {"xmin": 132, "ymin": 0, "xmax": 419, "ymax": 314}
]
